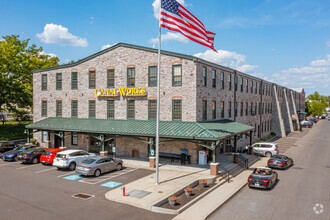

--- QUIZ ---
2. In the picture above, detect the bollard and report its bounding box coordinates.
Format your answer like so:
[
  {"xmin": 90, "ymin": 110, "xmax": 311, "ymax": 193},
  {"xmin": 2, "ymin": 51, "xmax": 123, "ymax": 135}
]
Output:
[{"xmin": 121, "ymin": 186, "xmax": 125, "ymax": 197}]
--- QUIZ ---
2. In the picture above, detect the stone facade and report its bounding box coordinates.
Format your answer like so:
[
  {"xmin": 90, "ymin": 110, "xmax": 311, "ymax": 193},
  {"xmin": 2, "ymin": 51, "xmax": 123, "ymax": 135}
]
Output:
[{"xmin": 31, "ymin": 43, "xmax": 305, "ymax": 163}]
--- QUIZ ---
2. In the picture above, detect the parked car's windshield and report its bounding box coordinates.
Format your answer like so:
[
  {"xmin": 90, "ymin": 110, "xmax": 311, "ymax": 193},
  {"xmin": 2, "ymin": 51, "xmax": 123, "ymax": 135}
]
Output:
[
  {"xmin": 44, "ymin": 152, "xmax": 53, "ymax": 156},
  {"xmin": 82, "ymin": 159, "xmax": 96, "ymax": 164},
  {"xmin": 55, "ymin": 154, "xmax": 66, "ymax": 158},
  {"xmin": 13, "ymin": 146, "xmax": 24, "ymax": 151},
  {"xmin": 253, "ymin": 168, "xmax": 272, "ymax": 175}
]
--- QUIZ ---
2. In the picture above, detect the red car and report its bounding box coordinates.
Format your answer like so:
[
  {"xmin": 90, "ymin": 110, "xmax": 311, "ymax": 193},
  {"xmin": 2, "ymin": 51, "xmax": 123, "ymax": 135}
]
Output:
[{"xmin": 40, "ymin": 148, "xmax": 66, "ymax": 165}]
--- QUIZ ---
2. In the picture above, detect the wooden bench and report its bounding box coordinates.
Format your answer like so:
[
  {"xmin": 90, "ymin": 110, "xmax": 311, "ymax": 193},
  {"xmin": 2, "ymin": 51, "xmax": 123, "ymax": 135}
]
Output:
[{"xmin": 159, "ymin": 152, "xmax": 191, "ymax": 164}]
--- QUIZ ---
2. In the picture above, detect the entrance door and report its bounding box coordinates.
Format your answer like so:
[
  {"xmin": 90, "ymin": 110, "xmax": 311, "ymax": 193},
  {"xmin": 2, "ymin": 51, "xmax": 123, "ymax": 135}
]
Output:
[{"xmin": 54, "ymin": 135, "xmax": 61, "ymax": 148}]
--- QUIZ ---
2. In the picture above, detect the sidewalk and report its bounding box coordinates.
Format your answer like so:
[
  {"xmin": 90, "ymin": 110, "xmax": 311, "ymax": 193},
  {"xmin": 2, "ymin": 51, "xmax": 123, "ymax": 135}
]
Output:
[{"xmin": 172, "ymin": 157, "xmax": 268, "ymax": 220}]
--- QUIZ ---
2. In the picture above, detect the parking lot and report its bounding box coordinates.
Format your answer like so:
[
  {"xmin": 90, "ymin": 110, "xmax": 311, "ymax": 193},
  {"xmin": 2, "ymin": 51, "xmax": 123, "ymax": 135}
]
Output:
[{"xmin": 0, "ymin": 159, "xmax": 171, "ymax": 220}]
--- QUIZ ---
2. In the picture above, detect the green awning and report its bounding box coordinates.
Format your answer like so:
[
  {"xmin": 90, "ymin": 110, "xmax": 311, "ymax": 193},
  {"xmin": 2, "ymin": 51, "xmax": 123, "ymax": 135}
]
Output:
[{"xmin": 26, "ymin": 117, "xmax": 254, "ymax": 141}]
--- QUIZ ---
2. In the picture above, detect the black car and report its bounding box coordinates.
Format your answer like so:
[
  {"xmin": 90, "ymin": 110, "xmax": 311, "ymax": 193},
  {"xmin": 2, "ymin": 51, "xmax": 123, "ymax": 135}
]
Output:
[
  {"xmin": 267, "ymin": 155, "xmax": 293, "ymax": 169},
  {"xmin": 17, "ymin": 147, "xmax": 47, "ymax": 164},
  {"xmin": 248, "ymin": 167, "xmax": 278, "ymax": 189},
  {"xmin": 0, "ymin": 141, "xmax": 16, "ymax": 153}
]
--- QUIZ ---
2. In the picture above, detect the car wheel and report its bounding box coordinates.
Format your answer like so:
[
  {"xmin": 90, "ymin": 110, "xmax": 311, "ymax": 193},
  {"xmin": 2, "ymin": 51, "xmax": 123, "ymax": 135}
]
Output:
[
  {"xmin": 94, "ymin": 169, "xmax": 101, "ymax": 177},
  {"xmin": 117, "ymin": 163, "xmax": 122, "ymax": 171},
  {"xmin": 68, "ymin": 162, "xmax": 76, "ymax": 171},
  {"xmin": 265, "ymin": 152, "xmax": 272, "ymax": 158},
  {"xmin": 32, "ymin": 157, "xmax": 38, "ymax": 164}
]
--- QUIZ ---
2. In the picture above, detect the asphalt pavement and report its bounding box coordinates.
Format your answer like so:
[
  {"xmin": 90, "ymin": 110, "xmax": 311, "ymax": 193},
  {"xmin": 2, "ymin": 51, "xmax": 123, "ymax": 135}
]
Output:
[{"xmin": 208, "ymin": 119, "xmax": 330, "ymax": 220}]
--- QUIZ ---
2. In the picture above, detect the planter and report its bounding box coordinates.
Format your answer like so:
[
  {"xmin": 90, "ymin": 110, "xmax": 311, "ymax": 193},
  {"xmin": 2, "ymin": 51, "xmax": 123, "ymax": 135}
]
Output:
[
  {"xmin": 248, "ymin": 146, "xmax": 254, "ymax": 155},
  {"xmin": 232, "ymin": 153, "xmax": 239, "ymax": 163},
  {"xmin": 168, "ymin": 198, "xmax": 177, "ymax": 207},
  {"xmin": 184, "ymin": 189, "xmax": 192, "ymax": 196},
  {"xmin": 199, "ymin": 180, "xmax": 207, "ymax": 188}
]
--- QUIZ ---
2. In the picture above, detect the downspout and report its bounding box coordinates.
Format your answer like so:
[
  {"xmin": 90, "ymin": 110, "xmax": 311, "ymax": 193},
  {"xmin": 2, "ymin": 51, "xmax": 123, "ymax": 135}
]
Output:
[
  {"xmin": 260, "ymin": 80, "xmax": 263, "ymax": 138},
  {"xmin": 234, "ymin": 71, "xmax": 237, "ymax": 122}
]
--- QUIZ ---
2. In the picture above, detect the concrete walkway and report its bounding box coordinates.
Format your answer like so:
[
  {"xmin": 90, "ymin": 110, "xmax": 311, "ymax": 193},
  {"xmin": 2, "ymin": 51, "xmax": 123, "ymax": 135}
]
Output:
[{"xmin": 172, "ymin": 157, "xmax": 268, "ymax": 220}]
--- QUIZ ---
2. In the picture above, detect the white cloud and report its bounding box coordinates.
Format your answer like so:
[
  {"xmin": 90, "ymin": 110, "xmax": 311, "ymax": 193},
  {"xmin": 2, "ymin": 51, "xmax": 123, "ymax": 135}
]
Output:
[
  {"xmin": 310, "ymin": 54, "xmax": 330, "ymax": 66},
  {"xmin": 101, "ymin": 43, "xmax": 115, "ymax": 50},
  {"xmin": 282, "ymin": 66, "xmax": 328, "ymax": 74},
  {"xmin": 36, "ymin": 24, "xmax": 88, "ymax": 47},
  {"xmin": 38, "ymin": 51, "xmax": 57, "ymax": 57},
  {"xmin": 89, "ymin": 17, "xmax": 95, "ymax": 24},
  {"xmin": 152, "ymin": 0, "xmax": 185, "ymax": 19},
  {"xmin": 194, "ymin": 49, "xmax": 258, "ymax": 73},
  {"xmin": 149, "ymin": 32, "xmax": 189, "ymax": 44}
]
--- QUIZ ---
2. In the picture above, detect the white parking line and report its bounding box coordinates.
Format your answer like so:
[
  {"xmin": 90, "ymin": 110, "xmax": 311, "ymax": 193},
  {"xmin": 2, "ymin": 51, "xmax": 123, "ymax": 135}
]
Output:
[
  {"xmin": 0, "ymin": 162, "xmax": 21, "ymax": 167},
  {"xmin": 78, "ymin": 168, "xmax": 137, "ymax": 185},
  {"xmin": 16, "ymin": 164, "xmax": 40, "ymax": 169},
  {"xmin": 35, "ymin": 167, "xmax": 57, "ymax": 173},
  {"xmin": 57, "ymin": 171, "xmax": 76, "ymax": 178}
]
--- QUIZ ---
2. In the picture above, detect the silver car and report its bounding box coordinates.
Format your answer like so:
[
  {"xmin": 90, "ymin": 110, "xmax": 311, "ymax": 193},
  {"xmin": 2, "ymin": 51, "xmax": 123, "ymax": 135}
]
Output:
[
  {"xmin": 53, "ymin": 149, "xmax": 96, "ymax": 170},
  {"xmin": 252, "ymin": 142, "xmax": 279, "ymax": 157},
  {"xmin": 76, "ymin": 156, "xmax": 123, "ymax": 177}
]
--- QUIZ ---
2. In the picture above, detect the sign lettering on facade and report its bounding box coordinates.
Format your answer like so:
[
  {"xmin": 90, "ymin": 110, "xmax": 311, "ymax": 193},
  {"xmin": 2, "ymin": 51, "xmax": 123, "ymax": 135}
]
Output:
[{"xmin": 94, "ymin": 88, "xmax": 146, "ymax": 97}]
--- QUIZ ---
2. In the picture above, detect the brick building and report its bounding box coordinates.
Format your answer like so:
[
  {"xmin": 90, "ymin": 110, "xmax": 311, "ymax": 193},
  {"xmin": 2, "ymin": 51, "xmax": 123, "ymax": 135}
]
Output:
[{"xmin": 27, "ymin": 43, "xmax": 305, "ymax": 164}]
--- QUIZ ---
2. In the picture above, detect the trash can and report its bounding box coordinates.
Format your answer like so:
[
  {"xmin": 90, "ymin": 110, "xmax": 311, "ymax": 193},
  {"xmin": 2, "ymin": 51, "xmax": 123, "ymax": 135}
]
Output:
[
  {"xmin": 232, "ymin": 153, "xmax": 239, "ymax": 163},
  {"xmin": 248, "ymin": 146, "xmax": 254, "ymax": 155}
]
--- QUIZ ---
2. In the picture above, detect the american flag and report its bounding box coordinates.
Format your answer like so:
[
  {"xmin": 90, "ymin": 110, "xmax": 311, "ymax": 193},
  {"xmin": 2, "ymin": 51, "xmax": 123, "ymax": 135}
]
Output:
[{"xmin": 160, "ymin": 0, "xmax": 216, "ymax": 51}]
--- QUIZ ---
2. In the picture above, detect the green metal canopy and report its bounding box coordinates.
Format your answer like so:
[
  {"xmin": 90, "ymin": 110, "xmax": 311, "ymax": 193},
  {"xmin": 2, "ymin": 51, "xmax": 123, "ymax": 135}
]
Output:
[{"xmin": 26, "ymin": 117, "xmax": 254, "ymax": 141}]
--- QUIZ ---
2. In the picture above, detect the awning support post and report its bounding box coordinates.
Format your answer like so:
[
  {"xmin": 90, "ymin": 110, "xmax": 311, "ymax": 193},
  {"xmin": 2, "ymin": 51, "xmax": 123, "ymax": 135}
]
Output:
[
  {"xmin": 249, "ymin": 131, "xmax": 253, "ymax": 146},
  {"xmin": 234, "ymin": 135, "xmax": 237, "ymax": 152},
  {"xmin": 59, "ymin": 132, "xmax": 64, "ymax": 148},
  {"xmin": 100, "ymin": 134, "xmax": 105, "ymax": 152}
]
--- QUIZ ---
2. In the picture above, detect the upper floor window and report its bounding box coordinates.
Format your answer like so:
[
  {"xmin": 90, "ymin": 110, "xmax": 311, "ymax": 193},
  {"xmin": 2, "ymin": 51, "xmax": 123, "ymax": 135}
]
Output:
[
  {"xmin": 212, "ymin": 101, "xmax": 216, "ymax": 120},
  {"xmin": 127, "ymin": 67, "xmax": 135, "ymax": 87},
  {"xmin": 127, "ymin": 100, "xmax": 135, "ymax": 119},
  {"xmin": 71, "ymin": 100, "xmax": 78, "ymax": 118},
  {"xmin": 41, "ymin": 74, "xmax": 47, "ymax": 91},
  {"xmin": 148, "ymin": 66, "xmax": 157, "ymax": 87},
  {"xmin": 255, "ymin": 82, "xmax": 258, "ymax": 94},
  {"xmin": 212, "ymin": 69, "xmax": 216, "ymax": 88},
  {"xmin": 251, "ymin": 81, "xmax": 253, "ymax": 93},
  {"xmin": 173, "ymin": 100, "xmax": 182, "ymax": 121},
  {"xmin": 228, "ymin": 101, "xmax": 232, "ymax": 118},
  {"xmin": 245, "ymin": 79, "xmax": 248, "ymax": 93},
  {"xmin": 246, "ymin": 102, "xmax": 248, "ymax": 116},
  {"xmin": 107, "ymin": 69, "xmax": 115, "ymax": 88},
  {"xmin": 107, "ymin": 100, "xmax": 115, "ymax": 119},
  {"xmin": 234, "ymin": 76, "xmax": 238, "ymax": 91},
  {"xmin": 89, "ymin": 70, "xmax": 96, "ymax": 89},
  {"xmin": 172, "ymin": 64, "xmax": 182, "ymax": 86},
  {"xmin": 71, "ymin": 72, "xmax": 78, "ymax": 90},
  {"xmin": 220, "ymin": 101, "xmax": 225, "ymax": 118},
  {"xmin": 228, "ymin": 74, "xmax": 232, "ymax": 90},
  {"xmin": 220, "ymin": 72, "xmax": 224, "ymax": 89},
  {"xmin": 202, "ymin": 67, "xmax": 207, "ymax": 87},
  {"xmin": 240, "ymin": 77, "xmax": 243, "ymax": 92},
  {"xmin": 148, "ymin": 100, "xmax": 157, "ymax": 120},
  {"xmin": 240, "ymin": 102, "xmax": 243, "ymax": 116},
  {"xmin": 41, "ymin": 100, "xmax": 47, "ymax": 117},
  {"xmin": 89, "ymin": 100, "xmax": 96, "ymax": 118},
  {"xmin": 202, "ymin": 100, "xmax": 207, "ymax": 120},
  {"xmin": 56, "ymin": 73, "xmax": 62, "ymax": 90},
  {"xmin": 234, "ymin": 102, "xmax": 237, "ymax": 117},
  {"xmin": 56, "ymin": 100, "xmax": 62, "ymax": 117}
]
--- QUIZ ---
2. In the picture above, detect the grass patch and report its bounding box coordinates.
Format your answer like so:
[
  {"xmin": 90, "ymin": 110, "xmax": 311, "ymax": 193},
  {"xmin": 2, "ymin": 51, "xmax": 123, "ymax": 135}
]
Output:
[
  {"xmin": 0, "ymin": 120, "xmax": 32, "ymax": 141},
  {"xmin": 257, "ymin": 132, "xmax": 276, "ymax": 142}
]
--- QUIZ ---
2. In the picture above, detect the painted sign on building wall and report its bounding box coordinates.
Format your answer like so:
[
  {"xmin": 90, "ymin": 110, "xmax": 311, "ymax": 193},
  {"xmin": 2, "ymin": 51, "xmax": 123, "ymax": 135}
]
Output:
[{"xmin": 94, "ymin": 88, "xmax": 146, "ymax": 97}]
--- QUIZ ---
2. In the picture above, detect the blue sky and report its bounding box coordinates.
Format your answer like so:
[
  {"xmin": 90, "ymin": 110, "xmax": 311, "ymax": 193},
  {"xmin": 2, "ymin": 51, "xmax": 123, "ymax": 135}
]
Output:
[{"xmin": 1, "ymin": 0, "xmax": 329, "ymax": 96}]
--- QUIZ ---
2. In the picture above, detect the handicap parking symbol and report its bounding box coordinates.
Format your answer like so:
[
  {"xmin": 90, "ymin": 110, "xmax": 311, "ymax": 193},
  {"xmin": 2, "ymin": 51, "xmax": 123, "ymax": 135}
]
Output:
[
  {"xmin": 63, "ymin": 175, "xmax": 82, "ymax": 180},
  {"xmin": 101, "ymin": 181, "xmax": 122, "ymax": 188}
]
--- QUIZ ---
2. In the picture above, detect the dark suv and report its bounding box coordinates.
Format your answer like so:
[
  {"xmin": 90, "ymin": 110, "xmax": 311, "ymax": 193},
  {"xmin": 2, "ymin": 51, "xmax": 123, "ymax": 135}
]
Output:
[
  {"xmin": 17, "ymin": 147, "xmax": 47, "ymax": 164},
  {"xmin": 0, "ymin": 141, "xmax": 16, "ymax": 153}
]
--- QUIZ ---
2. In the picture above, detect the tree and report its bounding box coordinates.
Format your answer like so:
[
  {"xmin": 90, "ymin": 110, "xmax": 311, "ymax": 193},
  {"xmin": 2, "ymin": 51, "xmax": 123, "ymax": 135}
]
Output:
[
  {"xmin": 0, "ymin": 35, "xmax": 59, "ymax": 116},
  {"xmin": 13, "ymin": 109, "xmax": 29, "ymax": 125}
]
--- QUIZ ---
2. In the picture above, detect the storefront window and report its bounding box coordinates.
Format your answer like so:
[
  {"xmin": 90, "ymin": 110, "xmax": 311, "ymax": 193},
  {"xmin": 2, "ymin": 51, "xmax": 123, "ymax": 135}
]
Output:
[
  {"xmin": 71, "ymin": 133, "xmax": 78, "ymax": 145},
  {"xmin": 42, "ymin": 131, "xmax": 48, "ymax": 143}
]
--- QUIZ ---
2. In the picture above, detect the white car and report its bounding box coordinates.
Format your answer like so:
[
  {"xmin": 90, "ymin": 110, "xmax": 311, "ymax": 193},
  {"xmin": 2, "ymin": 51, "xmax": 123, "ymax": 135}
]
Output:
[
  {"xmin": 251, "ymin": 142, "xmax": 279, "ymax": 158},
  {"xmin": 53, "ymin": 150, "xmax": 96, "ymax": 170}
]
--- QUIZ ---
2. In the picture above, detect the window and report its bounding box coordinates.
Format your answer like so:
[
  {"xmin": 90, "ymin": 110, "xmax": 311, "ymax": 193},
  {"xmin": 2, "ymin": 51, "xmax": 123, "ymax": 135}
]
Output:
[
  {"xmin": 56, "ymin": 73, "xmax": 62, "ymax": 90},
  {"xmin": 71, "ymin": 72, "xmax": 78, "ymax": 90},
  {"xmin": 212, "ymin": 101, "xmax": 216, "ymax": 119},
  {"xmin": 148, "ymin": 66, "xmax": 157, "ymax": 87},
  {"xmin": 270, "ymin": 103, "xmax": 272, "ymax": 113},
  {"xmin": 148, "ymin": 100, "xmax": 157, "ymax": 120},
  {"xmin": 240, "ymin": 77, "xmax": 243, "ymax": 92},
  {"xmin": 107, "ymin": 69, "xmax": 115, "ymax": 88},
  {"xmin": 262, "ymin": 103, "xmax": 264, "ymax": 114},
  {"xmin": 127, "ymin": 100, "xmax": 135, "ymax": 119},
  {"xmin": 42, "ymin": 131, "xmax": 49, "ymax": 143},
  {"xmin": 246, "ymin": 102, "xmax": 248, "ymax": 116},
  {"xmin": 234, "ymin": 76, "xmax": 238, "ymax": 91},
  {"xmin": 71, "ymin": 133, "xmax": 78, "ymax": 146},
  {"xmin": 228, "ymin": 74, "xmax": 232, "ymax": 90},
  {"xmin": 251, "ymin": 81, "xmax": 253, "ymax": 93},
  {"xmin": 56, "ymin": 100, "xmax": 62, "ymax": 117},
  {"xmin": 41, "ymin": 100, "xmax": 47, "ymax": 117},
  {"xmin": 257, "ymin": 125, "xmax": 260, "ymax": 138},
  {"xmin": 71, "ymin": 100, "xmax": 78, "ymax": 118},
  {"xmin": 220, "ymin": 101, "xmax": 224, "ymax": 118},
  {"xmin": 262, "ymin": 84, "xmax": 265, "ymax": 95},
  {"xmin": 246, "ymin": 79, "xmax": 248, "ymax": 93},
  {"xmin": 212, "ymin": 69, "xmax": 216, "ymax": 88},
  {"xmin": 89, "ymin": 100, "xmax": 96, "ymax": 118},
  {"xmin": 202, "ymin": 100, "xmax": 207, "ymax": 120},
  {"xmin": 240, "ymin": 102, "xmax": 243, "ymax": 116},
  {"xmin": 234, "ymin": 102, "xmax": 237, "ymax": 117},
  {"xmin": 89, "ymin": 70, "xmax": 96, "ymax": 89},
  {"xmin": 202, "ymin": 67, "xmax": 207, "ymax": 87},
  {"xmin": 259, "ymin": 103, "xmax": 261, "ymax": 115},
  {"xmin": 255, "ymin": 82, "xmax": 258, "ymax": 94},
  {"xmin": 254, "ymin": 125, "xmax": 257, "ymax": 135},
  {"xmin": 173, "ymin": 100, "xmax": 182, "ymax": 121},
  {"xmin": 220, "ymin": 72, "xmax": 224, "ymax": 89},
  {"xmin": 251, "ymin": 102, "xmax": 253, "ymax": 115},
  {"xmin": 172, "ymin": 65, "xmax": 182, "ymax": 86},
  {"xmin": 41, "ymin": 74, "xmax": 47, "ymax": 91},
  {"xmin": 127, "ymin": 67, "xmax": 135, "ymax": 87},
  {"xmin": 228, "ymin": 101, "xmax": 232, "ymax": 118},
  {"xmin": 255, "ymin": 103, "xmax": 257, "ymax": 116},
  {"xmin": 107, "ymin": 100, "xmax": 115, "ymax": 119}
]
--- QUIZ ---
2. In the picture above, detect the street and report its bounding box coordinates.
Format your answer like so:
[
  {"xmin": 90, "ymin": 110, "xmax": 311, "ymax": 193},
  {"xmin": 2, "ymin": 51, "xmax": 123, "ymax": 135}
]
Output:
[{"xmin": 208, "ymin": 120, "xmax": 330, "ymax": 220}]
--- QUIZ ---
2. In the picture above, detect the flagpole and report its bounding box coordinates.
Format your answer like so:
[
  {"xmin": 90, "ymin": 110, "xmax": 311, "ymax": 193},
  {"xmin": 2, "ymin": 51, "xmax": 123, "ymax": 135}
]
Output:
[{"xmin": 155, "ymin": 8, "xmax": 161, "ymax": 185}]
